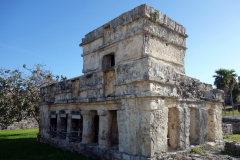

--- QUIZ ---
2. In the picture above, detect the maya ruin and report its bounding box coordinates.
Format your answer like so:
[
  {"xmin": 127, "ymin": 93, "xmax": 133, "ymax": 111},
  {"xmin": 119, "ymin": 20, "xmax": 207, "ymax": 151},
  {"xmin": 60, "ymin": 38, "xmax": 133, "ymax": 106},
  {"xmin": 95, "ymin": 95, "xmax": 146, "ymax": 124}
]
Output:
[{"xmin": 38, "ymin": 4, "xmax": 225, "ymax": 160}]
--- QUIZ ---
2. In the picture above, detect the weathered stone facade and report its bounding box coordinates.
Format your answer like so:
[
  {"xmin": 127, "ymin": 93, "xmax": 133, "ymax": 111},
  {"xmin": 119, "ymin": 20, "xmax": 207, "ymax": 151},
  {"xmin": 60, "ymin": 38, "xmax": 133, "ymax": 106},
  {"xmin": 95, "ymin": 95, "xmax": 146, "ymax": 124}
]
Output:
[{"xmin": 38, "ymin": 4, "xmax": 224, "ymax": 159}]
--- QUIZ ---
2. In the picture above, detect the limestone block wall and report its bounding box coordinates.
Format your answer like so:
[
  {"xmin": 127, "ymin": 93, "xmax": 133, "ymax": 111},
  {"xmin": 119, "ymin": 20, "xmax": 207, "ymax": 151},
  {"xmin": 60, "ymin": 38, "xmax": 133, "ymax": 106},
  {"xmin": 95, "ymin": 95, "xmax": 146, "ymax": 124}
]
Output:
[
  {"xmin": 2, "ymin": 118, "xmax": 39, "ymax": 130},
  {"xmin": 222, "ymin": 116, "xmax": 240, "ymax": 134}
]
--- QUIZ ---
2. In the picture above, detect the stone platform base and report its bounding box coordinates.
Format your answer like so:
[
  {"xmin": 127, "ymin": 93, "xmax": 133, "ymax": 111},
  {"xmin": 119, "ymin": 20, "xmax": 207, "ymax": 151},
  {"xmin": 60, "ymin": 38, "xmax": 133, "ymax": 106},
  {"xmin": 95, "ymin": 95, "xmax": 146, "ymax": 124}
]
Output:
[
  {"xmin": 38, "ymin": 135, "xmax": 190, "ymax": 160},
  {"xmin": 38, "ymin": 135, "xmax": 230, "ymax": 160}
]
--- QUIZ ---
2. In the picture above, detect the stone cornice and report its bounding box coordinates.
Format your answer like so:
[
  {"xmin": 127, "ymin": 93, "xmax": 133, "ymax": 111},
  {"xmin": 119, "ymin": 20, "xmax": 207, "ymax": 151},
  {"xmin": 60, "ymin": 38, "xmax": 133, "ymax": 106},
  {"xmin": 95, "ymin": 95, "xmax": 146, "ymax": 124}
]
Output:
[{"xmin": 79, "ymin": 4, "xmax": 187, "ymax": 47}]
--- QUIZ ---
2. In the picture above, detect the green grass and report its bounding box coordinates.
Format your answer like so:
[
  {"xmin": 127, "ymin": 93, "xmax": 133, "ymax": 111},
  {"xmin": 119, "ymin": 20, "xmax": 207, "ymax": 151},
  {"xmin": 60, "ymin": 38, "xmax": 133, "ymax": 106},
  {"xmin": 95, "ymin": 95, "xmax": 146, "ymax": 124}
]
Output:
[
  {"xmin": 192, "ymin": 147, "xmax": 201, "ymax": 153},
  {"xmin": 0, "ymin": 128, "xmax": 91, "ymax": 160},
  {"xmin": 225, "ymin": 105, "xmax": 233, "ymax": 109},
  {"xmin": 223, "ymin": 134, "xmax": 240, "ymax": 142},
  {"xmin": 222, "ymin": 106, "xmax": 240, "ymax": 117}
]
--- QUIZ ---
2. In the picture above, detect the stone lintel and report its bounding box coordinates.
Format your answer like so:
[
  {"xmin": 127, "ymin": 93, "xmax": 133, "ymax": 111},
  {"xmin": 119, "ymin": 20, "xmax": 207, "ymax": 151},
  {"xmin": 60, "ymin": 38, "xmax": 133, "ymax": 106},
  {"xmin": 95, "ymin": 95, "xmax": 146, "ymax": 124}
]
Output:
[{"xmin": 97, "ymin": 109, "xmax": 108, "ymax": 116}]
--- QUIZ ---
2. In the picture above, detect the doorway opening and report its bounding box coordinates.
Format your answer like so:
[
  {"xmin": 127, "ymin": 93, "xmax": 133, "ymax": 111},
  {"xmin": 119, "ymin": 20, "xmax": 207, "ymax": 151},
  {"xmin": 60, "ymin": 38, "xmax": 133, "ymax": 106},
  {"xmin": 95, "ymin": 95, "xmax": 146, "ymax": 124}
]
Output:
[
  {"xmin": 70, "ymin": 110, "xmax": 83, "ymax": 142},
  {"xmin": 49, "ymin": 111, "xmax": 57, "ymax": 137},
  {"xmin": 111, "ymin": 111, "xmax": 119, "ymax": 149},
  {"xmin": 93, "ymin": 115, "xmax": 99, "ymax": 143}
]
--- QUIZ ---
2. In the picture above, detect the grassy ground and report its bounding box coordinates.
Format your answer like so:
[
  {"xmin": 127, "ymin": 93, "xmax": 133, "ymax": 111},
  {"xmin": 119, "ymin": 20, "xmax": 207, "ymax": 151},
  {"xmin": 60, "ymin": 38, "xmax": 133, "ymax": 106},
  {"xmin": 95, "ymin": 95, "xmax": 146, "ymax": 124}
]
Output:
[
  {"xmin": 0, "ymin": 128, "xmax": 91, "ymax": 160},
  {"xmin": 222, "ymin": 134, "xmax": 240, "ymax": 157},
  {"xmin": 223, "ymin": 134, "xmax": 240, "ymax": 142},
  {"xmin": 222, "ymin": 105, "xmax": 240, "ymax": 116}
]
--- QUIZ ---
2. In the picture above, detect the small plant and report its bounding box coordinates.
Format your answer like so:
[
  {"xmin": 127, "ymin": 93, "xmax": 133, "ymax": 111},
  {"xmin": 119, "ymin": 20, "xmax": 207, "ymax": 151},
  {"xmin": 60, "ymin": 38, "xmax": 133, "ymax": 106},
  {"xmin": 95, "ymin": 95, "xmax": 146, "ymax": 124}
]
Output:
[
  {"xmin": 192, "ymin": 147, "xmax": 201, "ymax": 153},
  {"xmin": 154, "ymin": 10, "xmax": 158, "ymax": 25},
  {"xmin": 203, "ymin": 151, "xmax": 207, "ymax": 153}
]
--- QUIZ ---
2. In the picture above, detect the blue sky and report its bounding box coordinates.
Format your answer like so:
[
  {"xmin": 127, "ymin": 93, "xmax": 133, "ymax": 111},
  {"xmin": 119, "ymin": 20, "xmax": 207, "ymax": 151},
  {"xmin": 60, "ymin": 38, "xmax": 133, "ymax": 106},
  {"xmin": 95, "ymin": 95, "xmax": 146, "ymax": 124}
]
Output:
[{"xmin": 1, "ymin": 0, "xmax": 240, "ymax": 86}]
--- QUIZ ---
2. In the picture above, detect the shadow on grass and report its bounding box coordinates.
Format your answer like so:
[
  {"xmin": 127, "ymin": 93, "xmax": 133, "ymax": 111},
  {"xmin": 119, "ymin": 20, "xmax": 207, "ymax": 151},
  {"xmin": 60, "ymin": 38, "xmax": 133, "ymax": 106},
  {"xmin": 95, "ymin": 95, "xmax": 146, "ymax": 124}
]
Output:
[
  {"xmin": 0, "ymin": 134, "xmax": 23, "ymax": 138},
  {"xmin": 0, "ymin": 138, "xmax": 91, "ymax": 160},
  {"xmin": 220, "ymin": 150, "xmax": 240, "ymax": 157}
]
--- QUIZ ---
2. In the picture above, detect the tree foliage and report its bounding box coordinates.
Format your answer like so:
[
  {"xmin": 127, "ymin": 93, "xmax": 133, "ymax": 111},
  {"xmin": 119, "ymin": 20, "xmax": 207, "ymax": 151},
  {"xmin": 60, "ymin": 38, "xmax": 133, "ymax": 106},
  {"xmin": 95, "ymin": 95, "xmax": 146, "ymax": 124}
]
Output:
[
  {"xmin": 0, "ymin": 64, "xmax": 67, "ymax": 125},
  {"xmin": 232, "ymin": 82, "xmax": 240, "ymax": 103},
  {"xmin": 213, "ymin": 69, "xmax": 235, "ymax": 92},
  {"xmin": 213, "ymin": 69, "xmax": 237, "ymax": 115}
]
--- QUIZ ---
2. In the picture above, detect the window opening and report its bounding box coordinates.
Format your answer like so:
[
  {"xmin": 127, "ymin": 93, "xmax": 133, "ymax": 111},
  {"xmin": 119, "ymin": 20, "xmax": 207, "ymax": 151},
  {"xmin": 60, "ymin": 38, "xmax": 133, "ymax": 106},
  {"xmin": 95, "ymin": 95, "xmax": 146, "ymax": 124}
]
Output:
[
  {"xmin": 102, "ymin": 53, "xmax": 115, "ymax": 70},
  {"xmin": 110, "ymin": 55, "xmax": 115, "ymax": 67},
  {"xmin": 48, "ymin": 111, "xmax": 57, "ymax": 138},
  {"xmin": 69, "ymin": 110, "xmax": 83, "ymax": 142}
]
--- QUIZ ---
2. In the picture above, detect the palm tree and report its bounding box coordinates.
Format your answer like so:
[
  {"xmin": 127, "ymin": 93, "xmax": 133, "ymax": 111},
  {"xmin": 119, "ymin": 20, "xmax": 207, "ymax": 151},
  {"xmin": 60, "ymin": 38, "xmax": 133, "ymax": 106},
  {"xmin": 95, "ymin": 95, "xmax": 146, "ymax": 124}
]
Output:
[
  {"xmin": 228, "ymin": 71, "xmax": 237, "ymax": 115},
  {"xmin": 213, "ymin": 69, "xmax": 237, "ymax": 115}
]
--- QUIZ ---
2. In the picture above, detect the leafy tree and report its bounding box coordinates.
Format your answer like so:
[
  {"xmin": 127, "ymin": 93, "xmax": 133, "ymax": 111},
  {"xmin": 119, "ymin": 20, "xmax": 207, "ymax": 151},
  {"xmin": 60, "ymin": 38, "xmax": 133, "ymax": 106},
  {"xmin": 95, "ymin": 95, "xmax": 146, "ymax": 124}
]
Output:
[
  {"xmin": 0, "ymin": 64, "xmax": 67, "ymax": 129},
  {"xmin": 213, "ymin": 69, "xmax": 237, "ymax": 115}
]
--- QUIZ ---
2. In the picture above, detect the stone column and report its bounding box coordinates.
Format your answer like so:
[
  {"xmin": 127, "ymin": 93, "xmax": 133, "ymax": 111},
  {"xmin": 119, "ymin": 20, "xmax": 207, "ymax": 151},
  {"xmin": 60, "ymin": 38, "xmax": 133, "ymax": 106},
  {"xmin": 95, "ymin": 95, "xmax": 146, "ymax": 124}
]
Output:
[
  {"xmin": 207, "ymin": 103, "xmax": 223, "ymax": 141},
  {"xmin": 66, "ymin": 110, "xmax": 71, "ymax": 140},
  {"xmin": 178, "ymin": 107, "xmax": 190, "ymax": 150},
  {"xmin": 56, "ymin": 110, "xmax": 61, "ymax": 132},
  {"xmin": 39, "ymin": 105, "xmax": 49, "ymax": 135},
  {"xmin": 55, "ymin": 110, "xmax": 61, "ymax": 138},
  {"xmin": 190, "ymin": 107, "xmax": 208, "ymax": 145},
  {"xmin": 97, "ymin": 109, "xmax": 113, "ymax": 148},
  {"xmin": 168, "ymin": 106, "xmax": 190, "ymax": 150},
  {"xmin": 81, "ymin": 110, "xmax": 96, "ymax": 143}
]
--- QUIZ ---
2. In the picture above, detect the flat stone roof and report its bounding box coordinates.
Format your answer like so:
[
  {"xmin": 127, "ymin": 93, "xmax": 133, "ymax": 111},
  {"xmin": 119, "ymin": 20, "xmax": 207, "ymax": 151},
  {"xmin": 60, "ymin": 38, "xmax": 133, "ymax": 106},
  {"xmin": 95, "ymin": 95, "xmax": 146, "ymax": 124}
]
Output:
[{"xmin": 80, "ymin": 4, "xmax": 187, "ymax": 46}]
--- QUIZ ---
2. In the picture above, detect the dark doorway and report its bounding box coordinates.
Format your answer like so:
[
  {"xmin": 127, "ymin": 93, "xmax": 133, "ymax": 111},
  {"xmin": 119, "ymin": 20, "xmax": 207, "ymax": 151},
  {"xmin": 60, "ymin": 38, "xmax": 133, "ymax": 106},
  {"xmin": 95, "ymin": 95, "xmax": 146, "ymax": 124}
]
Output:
[
  {"xmin": 93, "ymin": 115, "xmax": 99, "ymax": 143},
  {"xmin": 102, "ymin": 53, "xmax": 115, "ymax": 70},
  {"xmin": 111, "ymin": 111, "xmax": 119, "ymax": 148},
  {"xmin": 71, "ymin": 118, "xmax": 83, "ymax": 142}
]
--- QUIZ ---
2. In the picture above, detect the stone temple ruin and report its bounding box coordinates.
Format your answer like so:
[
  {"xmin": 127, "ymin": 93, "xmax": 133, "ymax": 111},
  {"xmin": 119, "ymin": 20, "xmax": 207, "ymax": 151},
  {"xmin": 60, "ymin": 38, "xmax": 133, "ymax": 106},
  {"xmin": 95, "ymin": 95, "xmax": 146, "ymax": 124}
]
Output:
[{"xmin": 38, "ymin": 4, "xmax": 224, "ymax": 160}]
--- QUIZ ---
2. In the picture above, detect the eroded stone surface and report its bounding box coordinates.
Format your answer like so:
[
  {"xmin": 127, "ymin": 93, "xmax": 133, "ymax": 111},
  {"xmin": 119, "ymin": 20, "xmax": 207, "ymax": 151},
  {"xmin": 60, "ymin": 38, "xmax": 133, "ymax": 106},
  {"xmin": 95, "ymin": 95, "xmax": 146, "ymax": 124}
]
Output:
[{"xmin": 38, "ymin": 4, "xmax": 224, "ymax": 160}]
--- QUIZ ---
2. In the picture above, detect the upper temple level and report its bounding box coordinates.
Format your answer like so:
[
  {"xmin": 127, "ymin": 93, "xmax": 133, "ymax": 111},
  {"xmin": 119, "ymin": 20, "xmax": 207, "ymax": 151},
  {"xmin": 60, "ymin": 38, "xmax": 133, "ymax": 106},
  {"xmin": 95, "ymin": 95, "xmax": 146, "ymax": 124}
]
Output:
[
  {"xmin": 80, "ymin": 4, "xmax": 188, "ymax": 74},
  {"xmin": 40, "ymin": 5, "xmax": 224, "ymax": 106}
]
